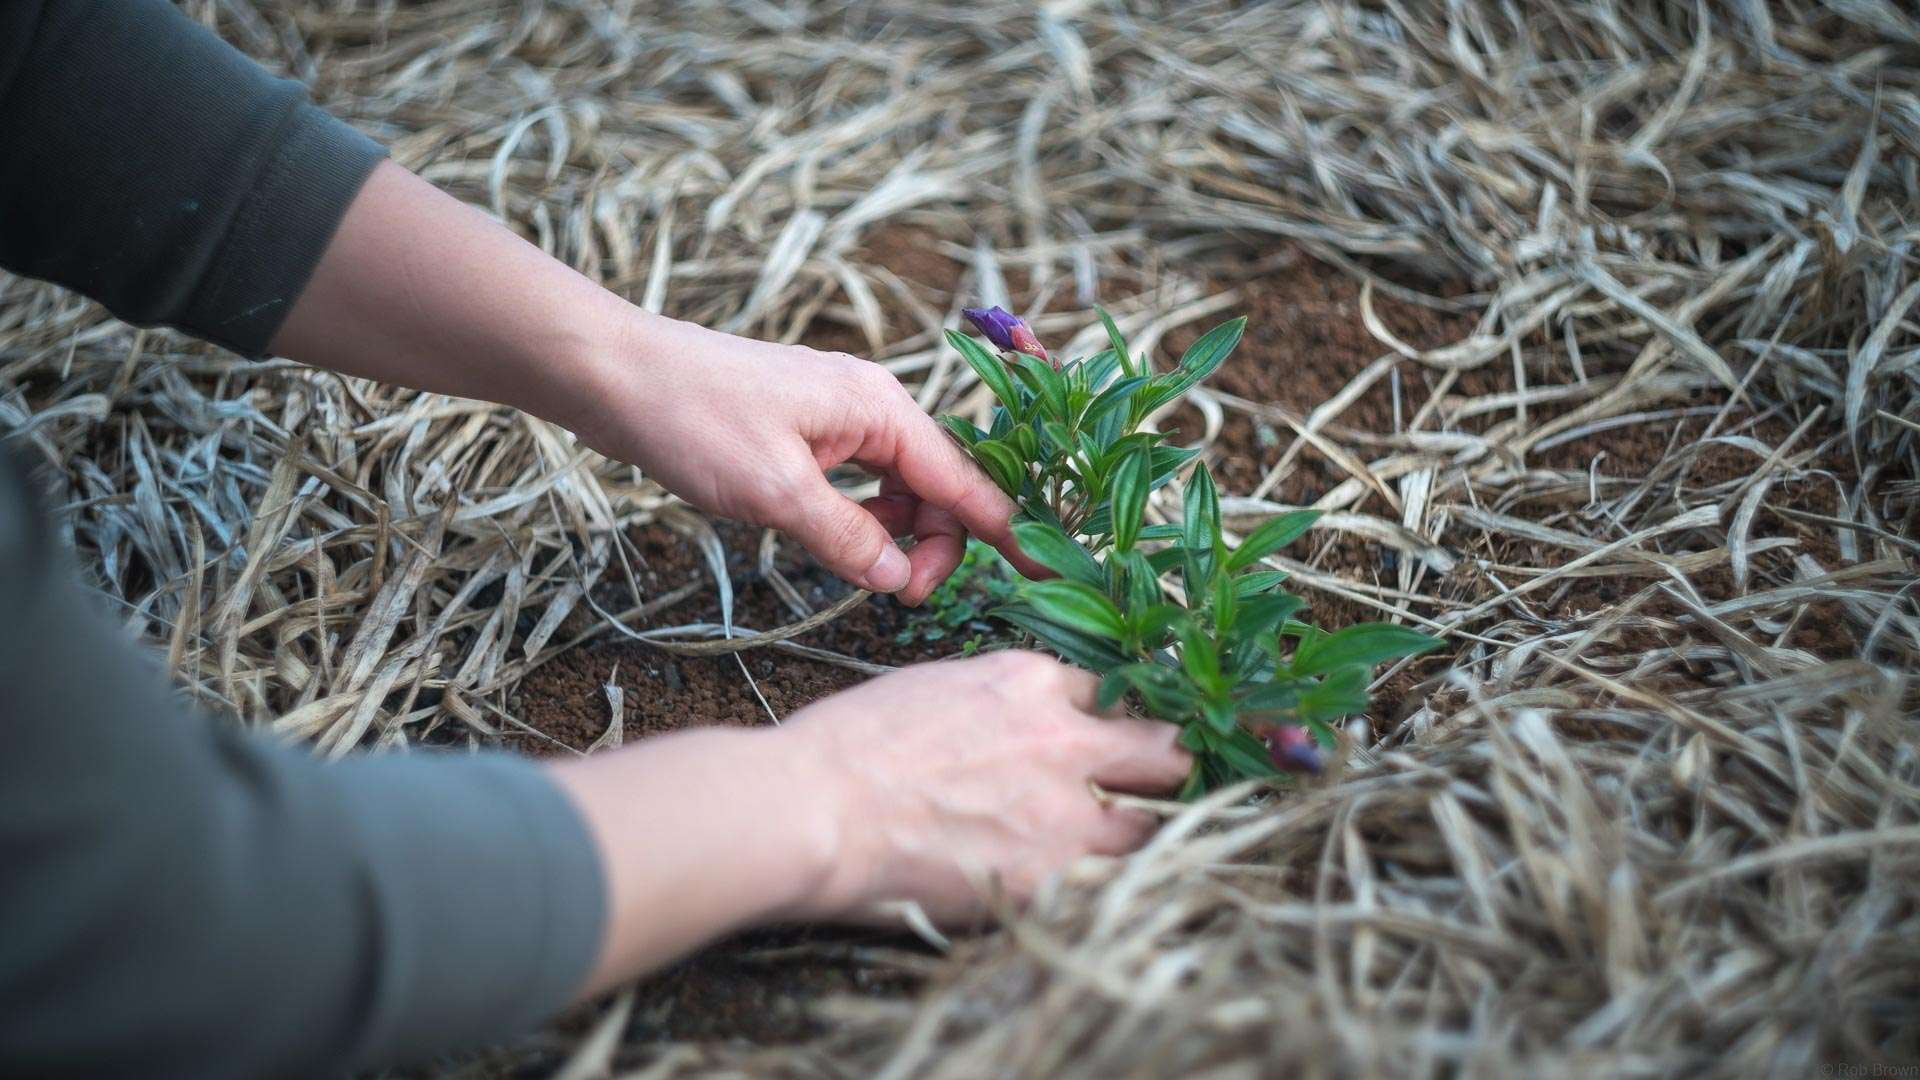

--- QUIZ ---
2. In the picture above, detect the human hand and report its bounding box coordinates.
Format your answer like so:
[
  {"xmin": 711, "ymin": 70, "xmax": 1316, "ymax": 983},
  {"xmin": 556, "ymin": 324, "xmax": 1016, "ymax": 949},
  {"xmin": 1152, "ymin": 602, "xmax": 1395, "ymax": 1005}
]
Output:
[
  {"xmin": 549, "ymin": 650, "xmax": 1187, "ymax": 997},
  {"xmin": 270, "ymin": 163, "xmax": 1030, "ymax": 605},
  {"xmin": 774, "ymin": 651, "xmax": 1192, "ymax": 924},
  {"xmin": 570, "ymin": 312, "xmax": 1040, "ymax": 604}
]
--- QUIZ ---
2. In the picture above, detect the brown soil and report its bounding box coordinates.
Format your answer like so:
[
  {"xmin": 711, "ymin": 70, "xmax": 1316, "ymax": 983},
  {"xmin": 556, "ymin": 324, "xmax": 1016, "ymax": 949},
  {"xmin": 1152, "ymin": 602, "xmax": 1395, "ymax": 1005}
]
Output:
[
  {"xmin": 797, "ymin": 224, "xmax": 965, "ymax": 357},
  {"xmin": 1163, "ymin": 251, "xmax": 1488, "ymax": 503},
  {"xmin": 796, "ymin": 221, "xmax": 1127, "ymax": 358},
  {"xmin": 1521, "ymin": 410, "xmax": 1860, "ymax": 662},
  {"xmin": 624, "ymin": 927, "xmax": 921, "ymax": 1045},
  {"xmin": 511, "ymin": 518, "xmax": 980, "ymax": 754}
]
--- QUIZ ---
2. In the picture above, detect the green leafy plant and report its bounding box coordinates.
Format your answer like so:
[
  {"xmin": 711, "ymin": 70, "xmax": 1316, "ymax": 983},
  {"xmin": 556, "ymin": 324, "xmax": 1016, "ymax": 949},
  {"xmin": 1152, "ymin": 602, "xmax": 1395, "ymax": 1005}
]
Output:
[
  {"xmin": 942, "ymin": 306, "xmax": 1442, "ymax": 796},
  {"xmin": 894, "ymin": 539, "xmax": 1018, "ymax": 653}
]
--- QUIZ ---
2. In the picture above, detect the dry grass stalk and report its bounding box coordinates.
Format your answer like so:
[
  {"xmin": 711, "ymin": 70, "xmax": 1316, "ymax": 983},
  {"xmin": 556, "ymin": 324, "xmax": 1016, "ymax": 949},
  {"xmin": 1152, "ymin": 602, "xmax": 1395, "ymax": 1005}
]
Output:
[{"xmin": 1, "ymin": 1, "xmax": 1916, "ymax": 1076}]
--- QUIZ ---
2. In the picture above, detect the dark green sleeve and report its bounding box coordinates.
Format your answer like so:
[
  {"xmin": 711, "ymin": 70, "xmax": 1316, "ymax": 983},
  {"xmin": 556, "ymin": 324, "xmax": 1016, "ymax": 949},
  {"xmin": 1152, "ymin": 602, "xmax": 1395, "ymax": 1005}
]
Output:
[
  {"xmin": 0, "ymin": 466, "xmax": 606, "ymax": 1076},
  {"xmin": 0, "ymin": 0, "xmax": 385, "ymax": 356}
]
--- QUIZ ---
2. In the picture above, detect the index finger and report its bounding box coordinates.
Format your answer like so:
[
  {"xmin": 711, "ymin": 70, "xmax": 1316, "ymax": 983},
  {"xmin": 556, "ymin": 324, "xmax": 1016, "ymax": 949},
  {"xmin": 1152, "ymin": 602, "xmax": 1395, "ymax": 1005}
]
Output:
[{"xmin": 876, "ymin": 404, "xmax": 1049, "ymax": 579}]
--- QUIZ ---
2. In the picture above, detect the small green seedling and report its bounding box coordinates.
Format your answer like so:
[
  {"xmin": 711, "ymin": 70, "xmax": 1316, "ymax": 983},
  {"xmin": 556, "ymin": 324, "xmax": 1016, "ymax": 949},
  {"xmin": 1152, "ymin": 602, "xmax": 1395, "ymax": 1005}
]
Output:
[
  {"xmin": 894, "ymin": 539, "xmax": 1018, "ymax": 648},
  {"xmin": 944, "ymin": 306, "xmax": 1442, "ymax": 796}
]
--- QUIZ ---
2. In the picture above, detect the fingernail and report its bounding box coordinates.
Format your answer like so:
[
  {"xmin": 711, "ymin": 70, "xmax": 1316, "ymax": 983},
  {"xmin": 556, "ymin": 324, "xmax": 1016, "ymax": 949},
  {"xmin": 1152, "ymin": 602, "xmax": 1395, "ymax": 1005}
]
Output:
[{"xmin": 864, "ymin": 544, "xmax": 911, "ymax": 593}]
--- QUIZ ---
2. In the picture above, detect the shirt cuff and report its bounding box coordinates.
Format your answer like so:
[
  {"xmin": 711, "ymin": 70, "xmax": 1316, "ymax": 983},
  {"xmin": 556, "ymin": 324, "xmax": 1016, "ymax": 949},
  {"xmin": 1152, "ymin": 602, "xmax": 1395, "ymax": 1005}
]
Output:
[
  {"xmin": 180, "ymin": 100, "xmax": 386, "ymax": 357},
  {"xmin": 319, "ymin": 748, "xmax": 607, "ymax": 1068}
]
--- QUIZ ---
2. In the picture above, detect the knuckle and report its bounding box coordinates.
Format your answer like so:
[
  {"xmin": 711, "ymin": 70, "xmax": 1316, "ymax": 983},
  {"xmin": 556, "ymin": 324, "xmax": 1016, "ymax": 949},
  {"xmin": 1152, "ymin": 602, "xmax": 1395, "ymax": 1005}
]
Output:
[
  {"xmin": 990, "ymin": 650, "xmax": 1055, "ymax": 681},
  {"xmin": 840, "ymin": 355, "xmax": 890, "ymax": 389},
  {"xmin": 764, "ymin": 468, "xmax": 818, "ymax": 517},
  {"xmin": 1026, "ymin": 716, "xmax": 1081, "ymax": 756}
]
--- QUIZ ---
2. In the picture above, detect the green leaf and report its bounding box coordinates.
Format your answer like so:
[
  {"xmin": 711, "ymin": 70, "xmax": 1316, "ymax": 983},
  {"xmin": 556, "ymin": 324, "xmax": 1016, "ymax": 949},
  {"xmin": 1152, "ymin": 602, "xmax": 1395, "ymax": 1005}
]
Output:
[
  {"xmin": 1040, "ymin": 420, "xmax": 1075, "ymax": 458},
  {"xmin": 1181, "ymin": 542, "xmax": 1216, "ymax": 609},
  {"xmin": 1082, "ymin": 375, "xmax": 1150, "ymax": 429},
  {"xmin": 1131, "ymin": 603, "xmax": 1188, "ymax": 647},
  {"xmin": 1097, "ymin": 307, "xmax": 1136, "ymax": 378},
  {"xmin": 1021, "ymin": 580, "xmax": 1126, "ymax": 641},
  {"xmin": 1136, "ymin": 523, "xmax": 1184, "ymax": 543},
  {"xmin": 1210, "ymin": 560, "xmax": 1236, "ymax": 635},
  {"xmin": 1231, "ymin": 592, "xmax": 1305, "ymax": 642},
  {"xmin": 1216, "ymin": 726, "xmax": 1281, "ymax": 780},
  {"xmin": 948, "ymin": 329, "xmax": 1020, "ymax": 410},
  {"xmin": 1293, "ymin": 623, "xmax": 1443, "ymax": 678},
  {"xmin": 1095, "ymin": 431, "xmax": 1158, "ymax": 476},
  {"xmin": 1016, "ymin": 499, "xmax": 1068, "ymax": 533},
  {"xmin": 1232, "ymin": 570, "xmax": 1291, "ymax": 597},
  {"xmin": 1121, "ymin": 550, "xmax": 1162, "ymax": 617},
  {"xmin": 1137, "ymin": 316, "xmax": 1246, "ymax": 415},
  {"xmin": 1010, "ymin": 520, "xmax": 1104, "ymax": 590},
  {"xmin": 1149, "ymin": 444, "xmax": 1203, "ymax": 490},
  {"xmin": 1103, "ymin": 661, "xmax": 1201, "ymax": 718},
  {"xmin": 988, "ymin": 404, "xmax": 1014, "ymax": 439},
  {"xmin": 1294, "ymin": 667, "xmax": 1368, "ymax": 723},
  {"xmin": 1236, "ymin": 677, "xmax": 1304, "ymax": 714},
  {"xmin": 1201, "ymin": 700, "xmax": 1238, "ymax": 734},
  {"xmin": 1091, "ymin": 405, "xmax": 1129, "ymax": 450},
  {"xmin": 1012, "ymin": 353, "xmax": 1069, "ymax": 420},
  {"xmin": 1010, "ymin": 423, "xmax": 1040, "ymax": 462},
  {"xmin": 1109, "ymin": 441, "xmax": 1151, "ymax": 552},
  {"xmin": 1145, "ymin": 545, "xmax": 1186, "ymax": 575},
  {"xmin": 1078, "ymin": 504, "xmax": 1112, "ymax": 538},
  {"xmin": 970, "ymin": 439, "xmax": 1027, "ymax": 498},
  {"xmin": 1182, "ymin": 464, "xmax": 1221, "ymax": 552},
  {"xmin": 1081, "ymin": 347, "xmax": 1123, "ymax": 390},
  {"xmin": 994, "ymin": 604, "xmax": 1129, "ymax": 673},
  {"xmin": 1066, "ymin": 357, "xmax": 1091, "ymax": 398},
  {"xmin": 1172, "ymin": 316, "xmax": 1246, "ymax": 389},
  {"xmin": 936, "ymin": 414, "xmax": 985, "ymax": 447},
  {"xmin": 1176, "ymin": 619, "xmax": 1222, "ymax": 691},
  {"xmin": 1226, "ymin": 639, "xmax": 1276, "ymax": 682},
  {"xmin": 1226, "ymin": 510, "xmax": 1321, "ymax": 570}
]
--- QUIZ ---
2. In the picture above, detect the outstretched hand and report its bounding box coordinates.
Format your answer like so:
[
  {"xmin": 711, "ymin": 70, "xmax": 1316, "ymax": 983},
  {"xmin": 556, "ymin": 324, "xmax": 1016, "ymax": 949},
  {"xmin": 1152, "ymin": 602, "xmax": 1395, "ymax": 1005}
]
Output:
[
  {"xmin": 272, "ymin": 161, "xmax": 1033, "ymax": 605},
  {"xmin": 552, "ymin": 650, "xmax": 1192, "ymax": 995},
  {"xmin": 571, "ymin": 313, "xmax": 1041, "ymax": 604}
]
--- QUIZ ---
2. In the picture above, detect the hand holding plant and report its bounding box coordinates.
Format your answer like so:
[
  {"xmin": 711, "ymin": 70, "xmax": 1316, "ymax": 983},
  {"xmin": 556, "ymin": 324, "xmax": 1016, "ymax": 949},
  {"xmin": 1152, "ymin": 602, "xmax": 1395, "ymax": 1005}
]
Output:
[{"xmin": 941, "ymin": 307, "xmax": 1442, "ymax": 796}]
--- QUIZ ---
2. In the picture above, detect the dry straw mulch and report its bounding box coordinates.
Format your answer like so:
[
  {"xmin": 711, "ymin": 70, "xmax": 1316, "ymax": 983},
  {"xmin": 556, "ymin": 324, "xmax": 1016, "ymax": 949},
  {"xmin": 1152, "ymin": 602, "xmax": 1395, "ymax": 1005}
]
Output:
[{"xmin": 2, "ymin": 1, "xmax": 1917, "ymax": 1077}]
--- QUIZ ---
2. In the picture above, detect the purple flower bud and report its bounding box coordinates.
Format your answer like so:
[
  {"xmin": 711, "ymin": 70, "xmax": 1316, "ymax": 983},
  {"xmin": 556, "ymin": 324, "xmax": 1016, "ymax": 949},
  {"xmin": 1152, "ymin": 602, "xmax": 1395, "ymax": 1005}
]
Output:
[
  {"xmin": 1265, "ymin": 726, "xmax": 1323, "ymax": 775},
  {"xmin": 963, "ymin": 305, "xmax": 1050, "ymax": 363}
]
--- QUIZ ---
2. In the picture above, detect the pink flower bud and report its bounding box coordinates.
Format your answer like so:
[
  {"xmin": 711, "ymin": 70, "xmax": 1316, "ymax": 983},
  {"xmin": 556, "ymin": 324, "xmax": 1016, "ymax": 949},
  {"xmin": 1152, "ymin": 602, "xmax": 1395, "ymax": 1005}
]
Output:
[
  {"xmin": 1265, "ymin": 726, "xmax": 1323, "ymax": 775},
  {"xmin": 1007, "ymin": 321, "xmax": 1051, "ymax": 364}
]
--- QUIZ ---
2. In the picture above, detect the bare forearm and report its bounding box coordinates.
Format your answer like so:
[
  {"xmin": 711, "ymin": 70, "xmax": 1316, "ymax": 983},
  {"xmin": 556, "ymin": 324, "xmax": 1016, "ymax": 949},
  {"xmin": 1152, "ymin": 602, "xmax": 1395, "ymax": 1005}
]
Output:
[
  {"xmin": 268, "ymin": 159, "xmax": 634, "ymax": 434},
  {"xmin": 543, "ymin": 727, "xmax": 839, "ymax": 999}
]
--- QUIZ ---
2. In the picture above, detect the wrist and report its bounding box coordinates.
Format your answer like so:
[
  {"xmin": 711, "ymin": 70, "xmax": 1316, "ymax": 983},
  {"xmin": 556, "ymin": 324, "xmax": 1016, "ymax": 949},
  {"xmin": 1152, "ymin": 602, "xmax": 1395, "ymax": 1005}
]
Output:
[
  {"xmin": 746, "ymin": 721, "xmax": 856, "ymax": 922},
  {"xmin": 547, "ymin": 723, "xmax": 851, "ymax": 997},
  {"xmin": 519, "ymin": 291, "xmax": 650, "ymax": 440}
]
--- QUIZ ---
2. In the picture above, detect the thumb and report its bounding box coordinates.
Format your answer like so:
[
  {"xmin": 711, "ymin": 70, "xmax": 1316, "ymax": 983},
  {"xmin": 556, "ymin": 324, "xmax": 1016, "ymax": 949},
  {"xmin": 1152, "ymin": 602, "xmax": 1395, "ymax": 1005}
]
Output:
[{"xmin": 778, "ymin": 474, "xmax": 912, "ymax": 594}]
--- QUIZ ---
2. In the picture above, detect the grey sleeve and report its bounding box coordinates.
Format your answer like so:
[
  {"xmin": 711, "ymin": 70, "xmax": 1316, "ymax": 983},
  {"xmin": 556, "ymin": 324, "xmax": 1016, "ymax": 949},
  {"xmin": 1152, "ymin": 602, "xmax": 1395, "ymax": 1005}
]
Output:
[
  {"xmin": 0, "ymin": 452, "xmax": 607, "ymax": 1078},
  {"xmin": 0, "ymin": 0, "xmax": 386, "ymax": 356}
]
